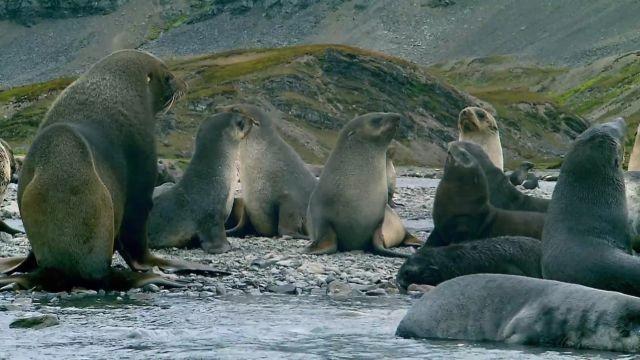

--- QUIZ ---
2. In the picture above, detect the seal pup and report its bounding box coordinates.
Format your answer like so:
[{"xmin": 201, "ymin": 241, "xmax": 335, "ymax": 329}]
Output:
[
  {"xmin": 427, "ymin": 142, "xmax": 545, "ymax": 247},
  {"xmin": 456, "ymin": 141, "xmax": 549, "ymax": 212},
  {"xmin": 458, "ymin": 106, "xmax": 503, "ymax": 170},
  {"xmin": 628, "ymin": 122, "xmax": 640, "ymax": 171},
  {"xmin": 396, "ymin": 274, "xmax": 640, "ymax": 353},
  {"xmin": 0, "ymin": 50, "xmax": 226, "ymax": 291},
  {"xmin": 0, "ymin": 139, "xmax": 21, "ymax": 235},
  {"xmin": 306, "ymin": 113, "xmax": 419, "ymax": 257},
  {"xmin": 148, "ymin": 111, "xmax": 257, "ymax": 254},
  {"xmin": 542, "ymin": 118, "xmax": 640, "ymax": 296},
  {"xmin": 521, "ymin": 172, "xmax": 539, "ymax": 190},
  {"xmin": 509, "ymin": 161, "xmax": 534, "ymax": 186},
  {"xmin": 395, "ymin": 236, "xmax": 541, "ymax": 291},
  {"xmin": 222, "ymin": 104, "xmax": 317, "ymax": 238}
]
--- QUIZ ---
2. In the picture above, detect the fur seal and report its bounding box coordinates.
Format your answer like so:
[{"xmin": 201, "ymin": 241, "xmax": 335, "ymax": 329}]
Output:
[
  {"xmin": 395, "ymin": 236, "xmax": 541, "ymax": 291},
  {"xmin": 456, "ymin": 141, "xmax": 549, "ymax": 212},
  {"xmin": 0, "ymin": 50, "xmax": 226, "ymax": 291},
  {"xmin": 306, "ymin": 113, "xmax": 420, "ymax": 257},
  {"xmin": 396, "ymin": 274, "xmax": 640, "ymax": 353},
  {"xmin": 521, "ymin": 172, "xmax": 539, "ymax": 190},
  {"xmin": 458, "ymin": 106, "xmax": 503, "ymax": 170},
  {"xmin": 0, "ymin": 140, "xmax": 20, "ymax": 235},
  {"xmin": 542, "ymin": 118, "xmax": 640, "ymax": 296},
  {"xmin": 509, "ymin": 161, "xmax": 533, "ymax": 186},
  {"xmin": 427, "ymin": 142, "xmax": 545, "ymax": 247},
  {"xmin": 386, "ymin": 145, "xmax": 398, "ymax": 207},
  {"xmin": 148, "ymin": 111, "xmax": 257, "ymax": 253},
  {"xmin": 223, "ymin": 104, "xmax": 317, "ymax": 238}
]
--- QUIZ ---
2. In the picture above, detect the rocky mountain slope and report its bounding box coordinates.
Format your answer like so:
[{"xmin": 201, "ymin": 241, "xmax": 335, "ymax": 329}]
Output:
[
  {"xmin": 3, "ymin": 0, "xmax": 640, "ymax": 87},
  {"xmin": 0, "ymin": 45, "xmax": 587, "ymax": 167}
]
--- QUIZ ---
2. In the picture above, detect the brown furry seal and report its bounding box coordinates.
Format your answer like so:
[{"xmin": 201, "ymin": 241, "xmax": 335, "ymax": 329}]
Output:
[
  {"xmin": 223, "ymin": 104, "xmax": 317, "ymax": 238},
  {"xmin": 427, "ymin": 142, "xmax": 544, "ymax": 247},
  {"xmin": 306, "ymin": 113, "xmax": 420, "ymax": 257},
  {"xmin": 458, "ymin": 107, "xmax": 503, "ymax": 170},
  {"xmin": 456, "ymin": 141, "xmax": 548, "ymax": 212},
  {"xmin": 0, "ymin": 50, "xmax": 227, "ymax": 291},
  {"xmin": 148, "ymin": 111, "xmax": 257, "ymax": 254},
  {"xmin": 542, "ymin": 118, "xmax": 640, "ymax": 297}
]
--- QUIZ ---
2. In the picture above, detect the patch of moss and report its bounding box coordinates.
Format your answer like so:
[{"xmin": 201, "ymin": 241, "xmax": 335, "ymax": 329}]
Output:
[{"xmin": 0, "ymin": 78, "xmax": 73, "ymax": 103}]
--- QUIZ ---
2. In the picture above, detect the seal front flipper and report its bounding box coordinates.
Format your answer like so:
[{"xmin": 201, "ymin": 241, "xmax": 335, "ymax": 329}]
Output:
[
  {"xmin": 424, "ymin": 228, "xmax": 448, "ymax": 247},
  {"xmin": 0, "ymin": 251, "xmax": 36, "ymax": 274},
  {"xmin": 106, "ymin": 269, "xmax": 186, "ymax": 290},
  {"xmin": 402, "ymin": 233, "xmax": 424, "ymax": 247},
  {"xmin": 198, "ymin": 219, "xmax": 231, "ymax": 255},
  {"xmin": 305, "ymin": 225, "xmax": 338, "ymax": 255},
  {"xmin": 277, "ymin": 198, "xmax": 310, "ymax": 239}
]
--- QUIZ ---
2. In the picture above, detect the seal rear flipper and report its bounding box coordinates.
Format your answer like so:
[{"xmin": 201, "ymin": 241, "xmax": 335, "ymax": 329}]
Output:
[
  {"xmin": 224, "ymin": 197, "xmax": 245, "ymax": 229},
  {"xmin": 106, "ymin": 269, "xmax": 185, "ymax": 290},
  {"xmin": 401, "ymin": 233, "xmax": 424, "ymax": 247},
  {"xmin": 124, "ymin": 254, "xmax": 231, "ymax": 277},
  {"xmin": 305, "ymin": 225, "xmax": 338, "ymax": 255},
  {"xmin": 372, "ymin": 226, "xmax": 410, "ymax": 258},
  {"xmin": 0, "ymin": 220, "xmax": 22, "ymax": 235},
  {"xmin": 0, "ymin": 251, "xmax": 37, "ymax": 274},
  {"xmin": 225, "ymin": 199, "xmax": 255, "ymax": 237}
]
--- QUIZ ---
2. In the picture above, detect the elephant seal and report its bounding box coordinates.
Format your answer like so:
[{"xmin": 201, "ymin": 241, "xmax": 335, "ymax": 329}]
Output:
[
  {"xmin": 395, "ymin": 236, "xmax": 541, "ymax": 291},
  {"xmin": 221, "ymin": 104, "xmax": 317, "ymax": 238},
  {"xmin": 306, "ymin": 113, "xmax": 420, "ymax": 257},
  {"xmin": 0, "ymin": 50, "xmax": 227, "ymax": 291},
  {"xmin": 542, "ymin": 118, "xmax": 640, "ymax": 296},
  {"xmin": 521, "ymin": 172, "xmax": 539, "ymax": 190},
  {"xmin": 456, "ymin": 141, "xmax": 548, "ymax": 212},
  {"xmin": 427, "ymin": 142, "xmax": 544, "ymax": 247},
  {"xmin": 396, "ymin": 274, "xmax": 640, "ymax": 353},
  {"xmin": 509, "ymin": 161, "xmax": 534, "ymax": 186},
  {"xmin": 628, "ymin": 122, "xmax": 640, "ymax": 171},
  {"xmin": 148, "ymin": 111, "xmax": 257, "ymax": 254},
  {"xmin": 458, "ymin": 107, "xmax": 503, "ymax": 170},
  {"xmin": 0, "ymin": 140, "xmax": 20, "ymax": 235}
]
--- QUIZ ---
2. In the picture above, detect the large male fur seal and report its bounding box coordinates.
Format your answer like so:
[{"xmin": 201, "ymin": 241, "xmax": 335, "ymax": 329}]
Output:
[
  {"xmin": 223, "ymin": 104, "xmax": 317, "ymax": 238},
  {"xmin": 457, "ymin": 141, "xmax": 548, "ymax": 212},
  {"xmin": 306, "ymin": 113, "xmax": 419, "ymax": 257},
  {"xmin": 148, "ymin": 111, "xmax": 257, "ymax": 254},
  {"xmin": 458, "ymin": 107, "xmax": 503, "ymax": 170},
  {"xmin": 396, "ymin": 236, "xmax": 541, "ymax": 291},
  {"xmin": 427, "ymin": 142, "xmax": 544, "ymax": 247},
  {"xmin": 0, "ymin": 50, "xmax": 226, "ymax": 291},
  {"xmin": 396, "ymin": 274, "xmax": 640, "ymax": 353},
  {"xmin": 542, "ymin": 118, "xmax": 640, "ymax": 296},
  {"xmin": 0, "ymin": 140, "xmax": 20, "ymax": 235}
]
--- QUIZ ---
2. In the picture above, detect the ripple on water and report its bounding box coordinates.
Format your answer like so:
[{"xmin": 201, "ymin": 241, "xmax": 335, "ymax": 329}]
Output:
[{"xmin": 0, "ymin": 294, "xmax": 635, "ymax": 359}]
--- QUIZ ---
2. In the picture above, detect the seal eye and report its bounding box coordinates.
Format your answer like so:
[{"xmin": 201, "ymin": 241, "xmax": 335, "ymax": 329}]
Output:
[{"xmin": 477, "ymin": 111, "xmax": 486, "ymax": 119}]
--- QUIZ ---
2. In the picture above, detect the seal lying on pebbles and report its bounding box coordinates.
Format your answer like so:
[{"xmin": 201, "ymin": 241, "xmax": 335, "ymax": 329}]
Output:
[
  {"xmin": 542, "ymin": 118, "xmax": 640, "ymax": 296},
  {"xmin": 0, "ymin": 139, "xmax": 20, "ymax": 235},
  {"xmin": 456, "ymin": 141, "xmax": 549, "ymax": 212},
  {"xmin": 395, "ymin": 236, "xmax": 541, "ymax": 291},
  {"xmin": 509, "ymin": 161, "xmax": 534, "ymax": 186},
  {"xmin": 458, "ymin": 106, "xmax": 503, "ymax": 170},
  {"xmin": 223, "ymin": 104, "xmax": 317, "ymax": 238},
  {"xmin": 148, "ymin": 111, "xmax": 257, "ymax": 254},
  {"xmin": 521, "ymin": 172, "xmax": 539, "ymax": 190},
  {"xmin": 306, "ymin": 113, "xmax": 420, "ymax": 257},
  {"xmin": 427, "ymin": 142, "xmax": 544, "ymax": 247},
  {"xmin": 396, "ymin": 274, "xmax": 640, "ymax": 353},
  {"xmin": 0, "ymin": 50, "xmax": 227, "ymax": 291}
]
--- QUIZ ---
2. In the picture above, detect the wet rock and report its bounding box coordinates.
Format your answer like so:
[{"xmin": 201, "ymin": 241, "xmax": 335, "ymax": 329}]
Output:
[
  {"xmin": 297, "ymin": 262, "xmax": 325, "ymax": 274},
  {"xmin": 267, "ymin": 284, "xmax": 297, "ymax": 294},
  {"xmin": 143, "ymin": 284, "xmax": 160, "ymax": 293},
  {"xmin": 328, "ymin": 281, "xmax": 359, "ymax": 300},
  {"xmin": 10, "ymin": 314, "xmax": 59, "ymax": 329},
  {"xmin": 365, "ymin": 288, "xmax": 387, "ymax": 296},
  {"xmin": 250, "ymin": 258, "xmax": 276, "ymax": 269}
]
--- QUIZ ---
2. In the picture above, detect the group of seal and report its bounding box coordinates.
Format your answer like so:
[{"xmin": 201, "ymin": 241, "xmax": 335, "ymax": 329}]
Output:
[
  {"xmin": 0, "ymin": 50, "xmax": 227, "ymax": 291},
  {"xmin": 398, "ymin": 118, "xmax": 640, "ymax": 353}
]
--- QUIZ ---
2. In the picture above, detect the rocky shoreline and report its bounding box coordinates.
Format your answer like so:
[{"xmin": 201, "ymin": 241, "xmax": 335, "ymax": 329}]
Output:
[{"xmin": 0, "ymin": 169, "xmax": 555, "ymax": 308}]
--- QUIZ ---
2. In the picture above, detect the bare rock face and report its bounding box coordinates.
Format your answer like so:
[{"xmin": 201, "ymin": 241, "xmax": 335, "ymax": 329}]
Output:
[{"xmin": 0, "ymin": 0, "xmax": 128, "ymax": 25}]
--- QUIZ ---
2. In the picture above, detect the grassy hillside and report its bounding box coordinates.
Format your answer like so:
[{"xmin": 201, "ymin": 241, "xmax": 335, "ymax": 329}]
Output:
[{"xmin": 0, "ymin": 45, "xmax": 588, "ymax": 167}]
